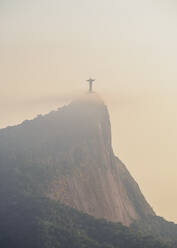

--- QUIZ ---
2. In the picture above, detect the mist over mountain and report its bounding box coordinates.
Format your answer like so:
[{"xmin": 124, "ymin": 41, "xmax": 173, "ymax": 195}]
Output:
[
  {"xmin": 0, "ymin": 94, "xmax": 154, "ymax": 225},
  {"xmin": 0, "ymin": 94, "xmax": 177, "ymax": 247}
]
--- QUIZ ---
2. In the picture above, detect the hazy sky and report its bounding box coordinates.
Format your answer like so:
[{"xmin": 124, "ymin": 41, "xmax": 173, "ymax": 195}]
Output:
[{"xmin": 1, "ymin": 0, "xmax": 177, "ymax": 222}]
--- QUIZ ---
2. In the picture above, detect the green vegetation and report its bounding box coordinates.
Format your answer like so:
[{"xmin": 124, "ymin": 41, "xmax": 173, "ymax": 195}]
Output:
[
  {"xmin": 0, "ymin": 193, "xmax": 173, "ymax": 248},
  {"xmin": 0, "ymin": 139, "xmax": 174, "ymax": 248},
  {"xmin": 0, "ymin": 105, "xmax": 177, "ymax": 248},
  {"xmin": 0, "ymin": 153, "xmax": 174, "ymax": 247},
  {"xmin": 131, "ymin": 215, "xmax": 177, "ymax": 245}
]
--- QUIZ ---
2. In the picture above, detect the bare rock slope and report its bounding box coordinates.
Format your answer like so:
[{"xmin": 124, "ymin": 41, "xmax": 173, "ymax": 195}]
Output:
[
  {"xmin": 0, "ymin": 94, "xmax": 155, "ymax": 226},
  {"xmin": 46, "ymin": 95, "xmax": 155, "ymax": 225}
]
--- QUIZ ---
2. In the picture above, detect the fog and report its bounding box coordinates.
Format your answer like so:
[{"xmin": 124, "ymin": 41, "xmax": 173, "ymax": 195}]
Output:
[{"xmin": 1, "ymin": 0, "xmax": 177, "ymax": 222}]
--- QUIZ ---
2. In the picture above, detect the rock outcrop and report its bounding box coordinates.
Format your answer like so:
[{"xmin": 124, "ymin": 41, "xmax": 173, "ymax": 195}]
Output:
[
  {"xmin": 46, "ymin": 95, "xmax": 155, "ymax": 225},
  {"xmin": 0, "ymin": 94, "xmax": 155, "ymax": 226}
]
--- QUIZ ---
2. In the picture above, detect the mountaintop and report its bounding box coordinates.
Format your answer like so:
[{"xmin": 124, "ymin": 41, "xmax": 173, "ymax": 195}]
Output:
[
  {"xmin": 1, "ymin": 93, "xmax": 177, "ymax": 247},
  {"xmin": 0, "ymin": 93, "xmax": 155, "ymax": 226}
]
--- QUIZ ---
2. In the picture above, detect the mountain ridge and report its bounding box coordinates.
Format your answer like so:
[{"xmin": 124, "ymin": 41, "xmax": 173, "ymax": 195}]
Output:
[
  {"xmin": 0, "ymin": 94, "xmax": 155, "ymax": 226},
  {"xmin": 1, "ymin": 94, "xmax": 177, "ymax": 247}
]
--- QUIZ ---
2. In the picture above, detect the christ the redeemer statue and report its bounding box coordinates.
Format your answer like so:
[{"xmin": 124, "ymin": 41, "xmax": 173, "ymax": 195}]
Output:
[{"xmin": 86, "ymin": 78, "xmax": 95, "ymax": 93}]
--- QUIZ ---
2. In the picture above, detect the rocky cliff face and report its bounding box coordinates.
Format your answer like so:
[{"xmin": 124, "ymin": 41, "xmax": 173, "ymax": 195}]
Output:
[
  {"xmin": 0, "ymin": 94, "xmax": 155, "ymax": 226},
  {"xmin": 46, "ymin": 95, "xmax": 155, "ymax": 225}
]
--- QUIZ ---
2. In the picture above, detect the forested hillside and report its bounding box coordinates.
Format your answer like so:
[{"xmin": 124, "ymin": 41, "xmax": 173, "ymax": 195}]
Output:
[
  {"xmin": 0, "ymin": 194, "xmax": 173, "ymax": 248},
  {"xmin": 0, "ymin": 96, "xmax": 155, "ymax": 225},
  {"xmin": 131, "ymin": 215, "xmax": 177, "ymax": 244},
  {"xmin": 0, "ymin": 96, "xmax": 177, "ymax": 247}
]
